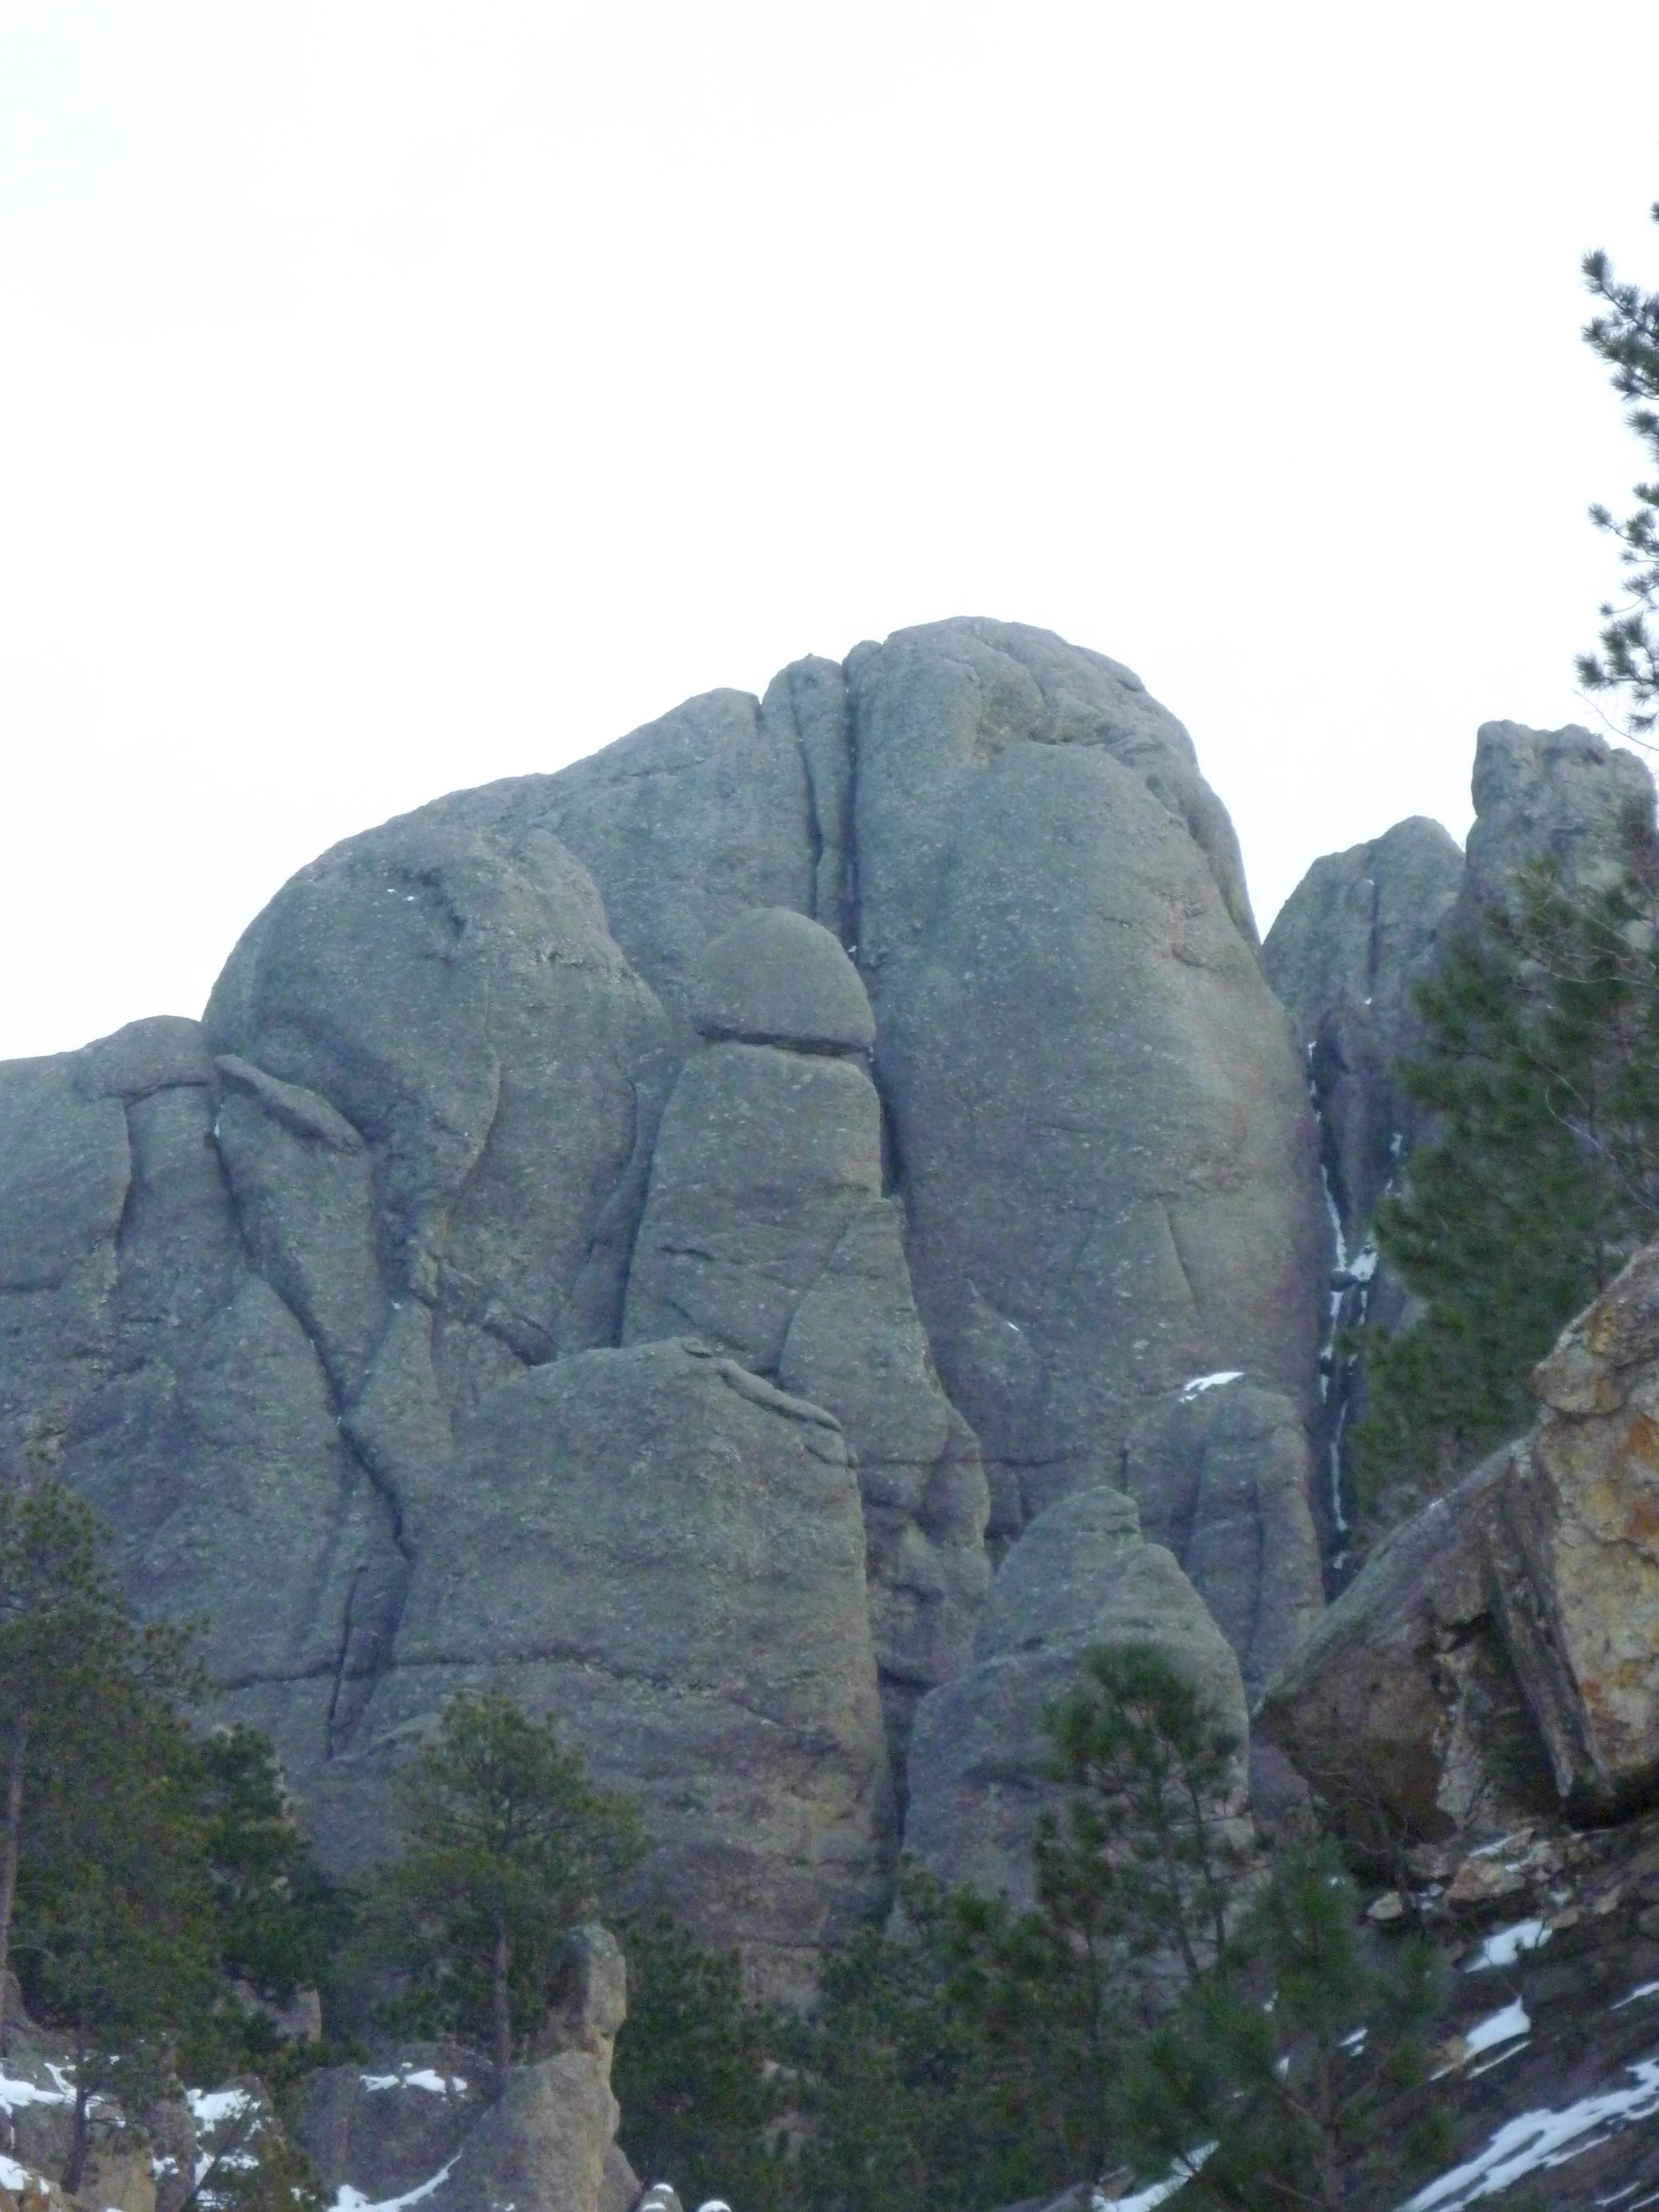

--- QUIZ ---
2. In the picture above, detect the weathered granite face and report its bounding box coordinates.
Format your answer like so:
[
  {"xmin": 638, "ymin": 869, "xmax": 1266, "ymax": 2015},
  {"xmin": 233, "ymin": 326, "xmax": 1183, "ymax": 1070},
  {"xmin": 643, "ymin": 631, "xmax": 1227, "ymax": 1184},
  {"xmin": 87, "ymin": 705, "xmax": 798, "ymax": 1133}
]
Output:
[
  {"xmin": 619, "ymin": 911, "xmax": 991, "ymax": 1765},
  {"xmin": 902, "ymin": 1486, "xmax": 1249, "ymax": 1907},
  {"xmin": 847, "ymin": 622, "xmax": 1327, "ymax": 1541},
  {"xmin": 0, "ymin": 617, "xmax": 1332, "ymax": 1982},
  {"xmin": 331, "ymin": 1338, "xmax": 891, "ymax": 2004},
  {"xmin": 1261, "ymin": 1237, "xmax": 1659, "ymax": 1841},
  {"xmin": 1508, "ymin": 1244, "xmax": 1659, "ymax": 1808},
  {"xmin": 1121, "ymin": 1375, "xmax": 1325, "ymax": 1817},
  {"xmin": 1459, "ymin": 720, "xmax": 1658, "ymax": 927}
]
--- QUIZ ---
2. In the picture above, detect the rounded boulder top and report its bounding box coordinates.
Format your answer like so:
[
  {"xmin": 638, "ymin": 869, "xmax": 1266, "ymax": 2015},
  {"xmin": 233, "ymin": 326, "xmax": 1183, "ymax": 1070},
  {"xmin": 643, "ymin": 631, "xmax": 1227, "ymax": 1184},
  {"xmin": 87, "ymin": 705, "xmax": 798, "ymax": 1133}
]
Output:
[{"xmin": 690, "ymin": 906, "xmax": 875, "ymax": 1052}]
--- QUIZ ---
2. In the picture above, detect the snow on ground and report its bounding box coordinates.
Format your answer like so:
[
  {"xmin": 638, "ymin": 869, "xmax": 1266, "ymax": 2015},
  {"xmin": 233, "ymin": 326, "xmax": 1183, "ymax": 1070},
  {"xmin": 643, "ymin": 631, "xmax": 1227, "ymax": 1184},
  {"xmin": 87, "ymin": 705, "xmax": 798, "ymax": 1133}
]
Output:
[
  {"xmin": 1466, "ymin": 1920, "xmax": 1551, "ymax": 1971},
  {"xmin": 185, "ymin": 2088, "xmax": 254, "ymax": 2130},
  {"xmin": 1179, "ymin": 1372, "xmax": 1243, "ymax": 1403},
  {"xmin": 0, "ymin": 2069, "xmax": 70, "ymax": 2114},
  {"xmin": 1401, "ymin": 2057, "xmax": 1659, "ymax": 2209},
  {"xmin": 1096, "ymin": 2145, "xmax": 1217, "ymax": 2210},
  {"xmin": 359, "ymin": 2071, "xmax": 462, "ymax": 2096},
  {"xmin": 332, "ymin": 2156, "xmax": 458, "ymax": 2212},
  {"xmin": 1464, "ymin": 2001, "xmax": 1531, "ymax": 2058}
]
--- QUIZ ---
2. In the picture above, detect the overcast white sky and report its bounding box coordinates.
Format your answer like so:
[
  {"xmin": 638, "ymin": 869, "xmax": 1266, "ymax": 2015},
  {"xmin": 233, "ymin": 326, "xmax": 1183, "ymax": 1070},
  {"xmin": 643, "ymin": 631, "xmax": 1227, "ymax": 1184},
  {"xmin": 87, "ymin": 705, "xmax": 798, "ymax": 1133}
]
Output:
[{"xmin": 4, "ymin": 2, "xmax": 1659, "ymax": 1061}]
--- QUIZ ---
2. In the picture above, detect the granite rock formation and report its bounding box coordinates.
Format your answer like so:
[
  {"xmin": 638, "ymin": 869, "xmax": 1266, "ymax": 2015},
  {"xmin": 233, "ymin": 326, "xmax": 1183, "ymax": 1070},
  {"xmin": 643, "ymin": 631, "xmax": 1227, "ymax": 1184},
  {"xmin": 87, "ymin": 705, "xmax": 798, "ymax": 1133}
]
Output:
[
  {"xmin": 904, "ymin": 1485, "xmax": 1249, "ymax": 1905},
  {"xmin": 0, "ymin": 618, "xmax": 1328, "ymax": 1979}
]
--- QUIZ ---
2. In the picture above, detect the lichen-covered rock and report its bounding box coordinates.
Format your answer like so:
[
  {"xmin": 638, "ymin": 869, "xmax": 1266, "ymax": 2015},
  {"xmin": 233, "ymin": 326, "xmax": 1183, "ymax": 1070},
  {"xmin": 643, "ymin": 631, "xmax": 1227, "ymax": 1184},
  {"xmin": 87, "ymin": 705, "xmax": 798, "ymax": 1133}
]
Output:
[
  {"xmin": 1262, "ymin": 1237, "xmax": 1659, "ymax": 1838},
  {"xmin": 904, "ymin": 1486, "xmax": 1248, "ymax": 1905},
  {"xmin": 1256, "ymin": 1449, "xmax": 1553, "ymax": 1844},
  {"xmin": 1505, "ymin": 1244, "xmax": 1659, "ymax": 1808}
]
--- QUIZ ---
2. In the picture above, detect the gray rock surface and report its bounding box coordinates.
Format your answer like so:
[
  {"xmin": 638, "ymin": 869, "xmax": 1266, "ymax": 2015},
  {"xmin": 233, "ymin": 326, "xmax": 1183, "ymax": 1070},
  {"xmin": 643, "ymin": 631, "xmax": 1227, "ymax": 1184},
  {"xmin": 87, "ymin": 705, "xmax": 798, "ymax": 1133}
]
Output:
[
  {"xmin": 204, "ymin": 812, "xmax": 667, "ymax": 1363},
  {"xmin": 1121, "ymin": 1375, "xmax": 1324, "ymax": 1814},
  {"xmin": 851, "ymin": 623, "xmax": 1326, "ymax": 1538},
  {"xmin": 904, "ymin": 1486, "xmax": 1248, "ymax": 1905},
  {"xmin": 299, "ymin": 2048, "xmax": 485, "ymax": 2204},
  {"xmin": 424, "ymin": 2044, "xmax": 617, "ymax": 2212},
  {"xmin": 358, "ymin": 1339, "xmax": 889, "ymax": 2000},
  {"xmin": 622, "ymin": 1043, "xmax": 883, "ymax": 1370},
  {"xmin": 1459, "ymin": 719, "xmax": 1657, "ymax": 926},
  {"xmin": 623, "ymin": 949, "xmax": 990, "ymax": 1769},
  {"xmin": 1264, "ymin": 815, "xmax": 1463, "ymax": 1250},
  {"xmin": 410, "ymin": 687, "xmax": 819, "ymax": 1038},
  {"xmin": 690, "ymin": 906, "xmax": 874, "ymax": 1051},
  {"xmin": 1257, "ymin": 1449, "xmax": 1551, "ymax": 1846},
  {"xmin": 1258, "ymin": 1235, "xmax": 1659, "ymax": 1840},
  {"xmin": 1, "ymin": 615, "xmax": 1334, "ymax": 1985},
  {"xmin": 778, "ymin": 1199, "xmax": 990, "ymax": 1766}
]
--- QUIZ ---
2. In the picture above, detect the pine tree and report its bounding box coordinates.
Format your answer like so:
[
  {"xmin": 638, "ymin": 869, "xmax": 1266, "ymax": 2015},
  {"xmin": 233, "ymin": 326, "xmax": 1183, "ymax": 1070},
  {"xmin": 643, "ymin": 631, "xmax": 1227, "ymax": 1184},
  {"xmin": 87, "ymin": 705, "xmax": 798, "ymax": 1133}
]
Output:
[
  {"xmin": 784, "ymin": 1643, "xmax": 1256, "ymax": 2211},
  {"xmin": 1579, "ymin": 198, "xmax": 1659, "ymax": 737},
  {"xmin": 197, "ymin": 1724, "xmax": 349, "ymax": 2009},
  {"xmin": 612, "ymin": 1916, "xmax": 791, "ymax": 2212},
  {"xmin": 790, "ymin": 1879, "xmax": 1071, "ymax": 2212},
  {"xmin": 372, "ymin": 1693, "xmax": 645, "ymax": 2091},
  {"xmin": 1355, "ymin": 823, "xmax": 1659, "ymax": 1503},
  {"xmin": 1114, "ymin": 1839, "xmax": 1446, "ymax": 2212},
  {"xmin": 17, "ymin": 1641, "xmax": 220, "ymax": 2191},
  {"xmin": 0, "ymin": 1478, "xmax": 201, "ymax": 2049}
]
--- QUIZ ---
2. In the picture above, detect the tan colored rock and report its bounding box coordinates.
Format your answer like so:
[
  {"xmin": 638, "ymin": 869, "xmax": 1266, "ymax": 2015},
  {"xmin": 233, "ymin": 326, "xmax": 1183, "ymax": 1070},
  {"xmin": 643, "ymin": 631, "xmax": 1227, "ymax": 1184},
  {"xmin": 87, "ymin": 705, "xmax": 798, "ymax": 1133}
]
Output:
[
  {"xmin": 1262, "ymin": 1237, "xmax": 1659, "ymax": 1838},
  {"xmin": 1258, "ymin": 1449, "xmax": 1552, "ymax": 1844},
  {"xmin": 69, "ymin": 2146, "xmax": 154, "ymax": 2212},
  {"xmin": 1501, "ymin": 1243, "xmax": 1659, "ymax": 1806},
  {"xmin": 0, "ymin": 2171, "xmax": 66, "ymax": 2212}
]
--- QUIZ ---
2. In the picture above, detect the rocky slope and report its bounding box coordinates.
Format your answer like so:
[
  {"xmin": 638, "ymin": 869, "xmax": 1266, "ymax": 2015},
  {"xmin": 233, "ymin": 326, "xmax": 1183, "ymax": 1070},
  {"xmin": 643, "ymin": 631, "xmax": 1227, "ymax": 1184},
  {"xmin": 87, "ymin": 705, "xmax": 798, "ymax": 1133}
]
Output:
[{"xmin": 0, "ymin": 618, "xmax": 1327, "ymax": 1990}]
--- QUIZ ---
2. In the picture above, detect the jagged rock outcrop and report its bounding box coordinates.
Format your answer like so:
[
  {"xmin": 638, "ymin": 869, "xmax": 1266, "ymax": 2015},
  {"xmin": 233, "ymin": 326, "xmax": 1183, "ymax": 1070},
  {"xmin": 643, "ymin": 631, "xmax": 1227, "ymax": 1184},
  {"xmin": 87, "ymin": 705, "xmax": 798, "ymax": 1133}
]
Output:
[
  {"xmin": 0, "ymin": 617, "xmax": 1329, "ymax": 1975},
  {"xmin": 904, "ymin": 1486, "xmax": 1249, "ymax": 1905},
  {"xmin": 1264, "ymin": 815, "xmax": 1462, "ymax": 1254},
  {"xmin": 1261, "ymin": 1236, "xmax": 1659, "ymax": 1842},
  {"xmin": 1265, "ymin": 723, "xmax": 1659, "ymax": 1559},
  {"xmin": 424, "ymin": 1929, "xmax": 626, "ymax": 2212},
  {"xmin": 1458, "ymin": 718, "xmax": 1657, "ymax": 926}
]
